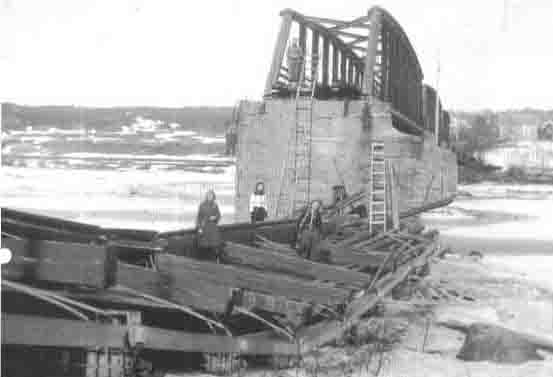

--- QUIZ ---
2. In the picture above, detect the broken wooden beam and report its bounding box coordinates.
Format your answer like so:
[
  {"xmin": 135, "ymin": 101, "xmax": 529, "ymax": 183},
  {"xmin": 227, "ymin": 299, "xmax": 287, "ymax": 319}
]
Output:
[
  {"xmin": 2, "ymin": 314, "xmax": 298, "ymax": 356},
  {"xmin": 297, "ymin": 239, "xmax": 438, "ymax": 351},
  {"xmin": 318, "ymin": 240, "xmax": 386, "ymax": 268},
  {"xmin": 1, "ymin": 208, "xmax": 103, "ymax": 243},
  {"xmin": 224, "ymin": 242, "xmax": 373, "ymax": 289},
  {"xmin": 2, "ymin": 235, "xmax": 116, "ymax": 288},
  {"xmin": 117, "ymin": 262, "xmax": 313, "ymax": 318},
  {"xmin": 156, "ymin": 253, "xmax": 349, "ymax": 307}
]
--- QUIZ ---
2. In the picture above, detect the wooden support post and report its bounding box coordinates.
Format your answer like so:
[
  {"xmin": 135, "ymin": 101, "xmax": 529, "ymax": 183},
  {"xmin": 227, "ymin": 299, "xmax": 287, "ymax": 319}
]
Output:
[
  {"xmin": 322, "ymin": 37, "xmax": 330, "ymax": 86},
  {"xmin": 264, "ymin": 12, "xmax": 293, "ymax": 96},
  {"xmin": 363, "ymin": 9, "xmax": 382, "ymax": 96}
]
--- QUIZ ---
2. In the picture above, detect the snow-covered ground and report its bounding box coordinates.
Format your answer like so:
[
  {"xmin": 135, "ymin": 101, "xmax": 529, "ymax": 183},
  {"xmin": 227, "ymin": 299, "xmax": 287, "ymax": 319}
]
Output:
[
  {"xmin": 422, "ymin": 182, "xmax": 553, "ymax": 291},
  {"xmin": 1, "ymin": 117, "xmax": 235, "ymax": 230},
  {"xmin": 0, "ymin": 164, "xmax": 235, "ymax": 231}
]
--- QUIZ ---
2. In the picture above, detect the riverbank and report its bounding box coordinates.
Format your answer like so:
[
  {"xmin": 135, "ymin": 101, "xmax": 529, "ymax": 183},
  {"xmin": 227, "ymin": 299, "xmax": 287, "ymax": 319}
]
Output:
[{"xmin": 197, "ymin": 182, "xmax": 553, "ymax": 377}]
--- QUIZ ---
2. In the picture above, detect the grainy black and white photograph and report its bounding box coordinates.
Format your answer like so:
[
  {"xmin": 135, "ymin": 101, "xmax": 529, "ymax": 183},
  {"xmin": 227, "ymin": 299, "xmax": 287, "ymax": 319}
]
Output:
[{"xmin": 1, "ymin": 0, "xmax": 553, "ymax": 376}]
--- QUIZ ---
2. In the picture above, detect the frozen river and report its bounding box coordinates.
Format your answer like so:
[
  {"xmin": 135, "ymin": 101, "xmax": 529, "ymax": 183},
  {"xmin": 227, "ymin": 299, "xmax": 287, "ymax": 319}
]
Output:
[{"xmin": 422, "ymin": 183, "xmax": 553, "ymax": 291}]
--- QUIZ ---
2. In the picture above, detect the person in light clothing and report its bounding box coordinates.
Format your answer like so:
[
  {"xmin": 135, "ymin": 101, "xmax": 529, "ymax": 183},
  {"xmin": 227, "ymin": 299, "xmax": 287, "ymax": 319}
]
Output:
[{"xmin": 249, "ymin": 181, "xmax": 268, "ymax": 223}]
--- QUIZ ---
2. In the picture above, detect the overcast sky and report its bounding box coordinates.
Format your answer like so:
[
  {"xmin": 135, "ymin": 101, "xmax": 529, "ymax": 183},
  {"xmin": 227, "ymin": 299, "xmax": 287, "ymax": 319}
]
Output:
[{"xmin": 1, "ymin": 0, "xmax": 552, "ymax": 110}]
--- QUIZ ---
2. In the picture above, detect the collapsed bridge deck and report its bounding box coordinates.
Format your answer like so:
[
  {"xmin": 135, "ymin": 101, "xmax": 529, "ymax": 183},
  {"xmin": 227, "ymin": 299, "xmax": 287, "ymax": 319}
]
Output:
[{"xmin": 2, "ymin": 204, "xmax": 441, "ymax": 375}]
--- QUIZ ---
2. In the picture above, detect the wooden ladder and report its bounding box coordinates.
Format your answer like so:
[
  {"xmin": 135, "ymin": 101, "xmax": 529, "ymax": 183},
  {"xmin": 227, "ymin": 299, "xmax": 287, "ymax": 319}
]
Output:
[
  {"xmin": 276, "ymin": 54, "xmax": 318, "ymax": 218},
  {"xmin": 368, "ymin": 142, "xmax": 387, "ymax": 234}
]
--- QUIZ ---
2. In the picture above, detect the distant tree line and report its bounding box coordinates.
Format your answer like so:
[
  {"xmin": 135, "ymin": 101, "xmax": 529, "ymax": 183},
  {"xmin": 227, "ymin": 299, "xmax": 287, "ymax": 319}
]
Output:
[
  {"xmin": 1, "ymin": 103, "xmax": 234, "ymax": 135},
  {"xmin": 451, "ymin": 108, "xmax": 553, "ymax": 154}
]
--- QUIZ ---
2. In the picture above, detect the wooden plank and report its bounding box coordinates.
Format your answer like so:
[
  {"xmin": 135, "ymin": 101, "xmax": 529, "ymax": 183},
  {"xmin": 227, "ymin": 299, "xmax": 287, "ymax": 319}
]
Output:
[
  {"xmin": 2, "ymin": 313, "xmax": 127, "ymax": 349},
  {"xmin": 117, "ymin": 262, "xmax": 227, "ymax": 313},
  {"xmin": 1, "ymin": 207, "xmax": 101, "ymax": 235},
  {"xmin": 400, "ymin": 195, "xmax": 455, "ymax": 219},
  {"xmin": 224, "ymin": 242, "xmax": 372, "ymax": 290},
  {"xmin": 298, "ymin": 240, "xmax": 437, "ymax": 351},
  {"xmin": 265, "ymin": 13, "xmax": 293, "ymax": 95},
  {"xmin": 388, "ymin": 162, "xmax": 400, "ymax": 229},
  {"xmin": 2, "ymin": 217, "xmax": 100, "ymax": 243},
  {"xmin": 318, "ymin": 241, "xmax": 386, "ymax": 268},
  {"xmin": 162, "ymin": 219, "xmax": 298, "ymax": 257},
  {"xmin": 117, "ymin": 262, "xmax": 312, "ymax": 316},
  {"xmin": 2, "ymin": 235, "xmax": 115, "ymax": 289},
  {"xmin": 156, "ymin": 253, "xmax": 348, "ymax": 307},
  {"xmin": 2, "ymin": 314, "xmax": 298, "ymax": 356}
]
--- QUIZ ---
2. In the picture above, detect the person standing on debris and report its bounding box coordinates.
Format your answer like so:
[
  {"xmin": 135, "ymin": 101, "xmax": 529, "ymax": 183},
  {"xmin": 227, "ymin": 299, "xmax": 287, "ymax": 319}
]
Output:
[
  {"xmin": 286, "ymin": 37, "xmax": 303, "ymax": 90},
  {"xmin": 296, "ymin": 199, "xmax": 323, "ymax": 260},
  {"xmin": 249, "ymin": 181, "xmax": 268, "ymax": 223},
  {"xmin": 195, "ymin": 189, "xmax": 222, "ymax": 261},
  {"xmin": 225, "ymin": 121, "xmax": 238, "ymax": 156}
]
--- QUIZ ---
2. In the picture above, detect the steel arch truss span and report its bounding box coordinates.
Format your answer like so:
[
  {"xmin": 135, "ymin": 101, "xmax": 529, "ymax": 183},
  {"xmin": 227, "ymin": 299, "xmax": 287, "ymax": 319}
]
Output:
[{"xmin": 265, "ymin": 7, "xmax": 426, "ymax": 130}]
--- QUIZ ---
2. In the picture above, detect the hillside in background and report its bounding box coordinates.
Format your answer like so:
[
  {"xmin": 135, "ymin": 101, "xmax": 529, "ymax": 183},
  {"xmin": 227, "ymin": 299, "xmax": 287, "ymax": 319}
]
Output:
[{"xmin": 1, "ymin": 103, "xmax": 233, "ymax": 135}]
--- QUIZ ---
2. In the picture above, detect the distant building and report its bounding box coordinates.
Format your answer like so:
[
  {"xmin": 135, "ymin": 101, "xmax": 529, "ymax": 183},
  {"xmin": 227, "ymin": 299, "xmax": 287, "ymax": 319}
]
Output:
[{"xmin": 498, "ymin": 123, "xmax": 539, "ymax": 141}]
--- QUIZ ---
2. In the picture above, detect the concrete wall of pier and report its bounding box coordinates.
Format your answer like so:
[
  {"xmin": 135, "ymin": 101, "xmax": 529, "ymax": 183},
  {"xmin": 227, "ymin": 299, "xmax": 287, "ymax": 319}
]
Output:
[{"xmin": 234, "ymin": 99, "xmax": 457, "ymax": 222}]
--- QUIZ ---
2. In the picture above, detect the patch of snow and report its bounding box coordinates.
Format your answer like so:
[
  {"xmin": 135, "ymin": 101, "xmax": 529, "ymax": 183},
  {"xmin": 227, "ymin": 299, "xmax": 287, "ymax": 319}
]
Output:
[
  {"xmin": 485, "ymin": 255, "xmax": 553, "ymax": 291},
  {"xmin": 192, "ymin": 135, "xmax": 225, "ymax": 144},
  {"xmin": 19, "ymin": 136, "xmax": 56, "ymax": 144},
  {"xmin": 60, "ymin": 152, "xmax": 232, "ymax": 162}
]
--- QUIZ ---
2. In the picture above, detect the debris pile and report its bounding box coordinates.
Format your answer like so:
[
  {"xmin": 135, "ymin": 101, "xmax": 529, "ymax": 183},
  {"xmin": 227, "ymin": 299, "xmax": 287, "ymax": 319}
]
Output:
[{"xmin": 1, "ymin": 207, "xmax": 441, "ymax": 376}]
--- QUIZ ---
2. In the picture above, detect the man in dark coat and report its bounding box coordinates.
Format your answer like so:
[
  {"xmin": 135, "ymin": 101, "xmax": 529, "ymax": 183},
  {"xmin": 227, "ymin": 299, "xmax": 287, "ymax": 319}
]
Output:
[
  {"xmin": 296, "ymin": 200, "xmax": 323, "ymax": 260},
  {"xmin": 195, "ymin": 189, "xmax": 222, "ymax": 261}
]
